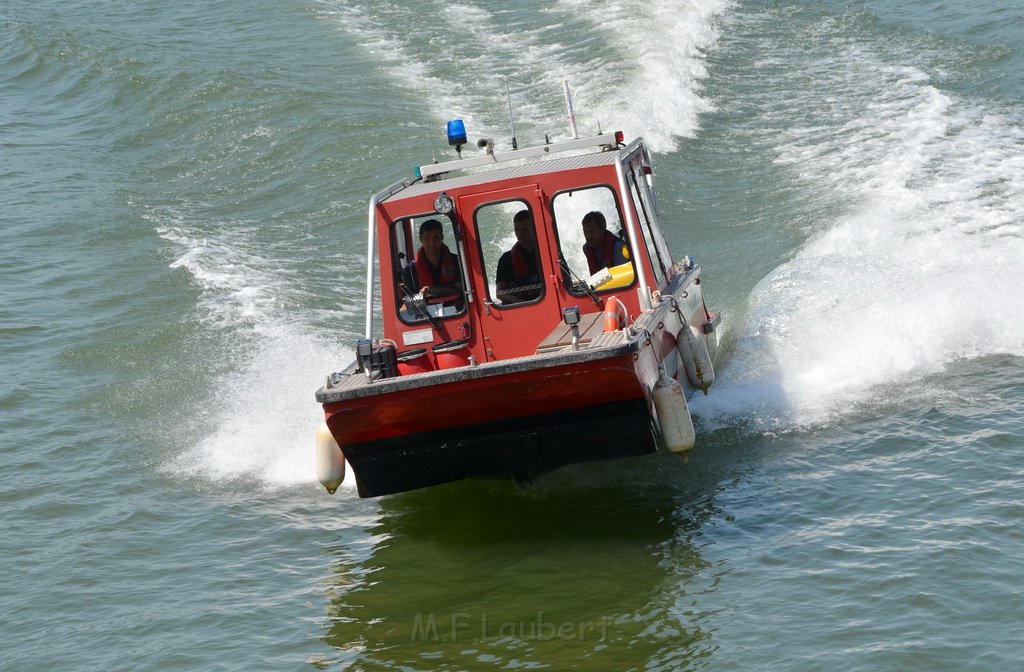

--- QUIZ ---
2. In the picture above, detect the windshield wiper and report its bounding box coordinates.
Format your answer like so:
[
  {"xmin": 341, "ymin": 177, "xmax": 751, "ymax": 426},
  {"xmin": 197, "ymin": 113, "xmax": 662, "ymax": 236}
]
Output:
[{"xmin": 559, "ymin": 258, "xmax": 602, "ymax": 306}]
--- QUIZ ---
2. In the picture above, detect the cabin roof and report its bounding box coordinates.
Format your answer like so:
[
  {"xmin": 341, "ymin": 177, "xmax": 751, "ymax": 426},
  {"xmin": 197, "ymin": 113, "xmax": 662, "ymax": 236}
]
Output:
[{"xmin": 381, "ymin": 147, "xmax": 623, "ymax": 203}]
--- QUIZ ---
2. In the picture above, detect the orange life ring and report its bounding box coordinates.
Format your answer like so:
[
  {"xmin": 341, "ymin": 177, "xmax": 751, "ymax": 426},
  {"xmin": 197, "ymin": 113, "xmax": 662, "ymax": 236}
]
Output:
[{"xmin": 603, "ymin": 296, "xmax": 628, "ymax": 332}]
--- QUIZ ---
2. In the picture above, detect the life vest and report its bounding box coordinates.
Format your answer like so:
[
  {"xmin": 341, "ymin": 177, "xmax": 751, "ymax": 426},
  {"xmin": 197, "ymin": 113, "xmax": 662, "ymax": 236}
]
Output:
[
  {"xmin": 510, "ymin": 243, "xmax": 539, "ymax": 283},
  {"xmin": 415, "ymin": 245, "xmax": 459, "ymax": 289},
  {"xmin": 585, "ymin": 231, "xmax": 621, "ymax": 274}
]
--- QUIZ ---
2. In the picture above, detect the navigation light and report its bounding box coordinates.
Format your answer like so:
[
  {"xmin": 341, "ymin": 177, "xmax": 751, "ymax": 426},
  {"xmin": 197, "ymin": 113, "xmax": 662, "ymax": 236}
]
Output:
[{"xmin": 447, "ymin": 120, "xmax": 467, "ymax": 147}]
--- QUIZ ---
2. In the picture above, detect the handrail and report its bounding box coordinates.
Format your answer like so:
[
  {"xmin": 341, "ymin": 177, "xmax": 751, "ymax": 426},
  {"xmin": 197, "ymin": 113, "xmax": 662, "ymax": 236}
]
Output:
[
  {"xmin": 364, "ymin": 178, "xmax": 415, "ymax": 338},
  {"xmin": 417, "ymin": 133, "xmax": 619, "ymax": 180},
  {"xmin": 364, "ymin": 195, "xmax": 377, "ymax": 339},
  {"xmin": 614, "ymin": 144, "xmax": 652, "ymax": 311}
]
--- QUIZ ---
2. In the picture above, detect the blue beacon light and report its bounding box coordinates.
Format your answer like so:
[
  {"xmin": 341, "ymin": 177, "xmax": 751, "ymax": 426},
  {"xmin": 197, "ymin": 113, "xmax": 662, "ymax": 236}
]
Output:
[{"xmin": 446, "ymin": 119, "xmax": 467, "ymax": 148}]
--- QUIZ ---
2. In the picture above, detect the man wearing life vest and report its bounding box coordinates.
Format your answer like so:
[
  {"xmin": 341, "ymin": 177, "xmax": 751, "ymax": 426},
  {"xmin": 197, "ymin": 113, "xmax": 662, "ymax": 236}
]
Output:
[
  {"xmin": 495, "ymin": 210, "xmax": 542, "ymax": 304},
  {"xmin": 581, "ymin": 210, "xmax": 629, "ymax": 274},
  {"xmin": 413, "ymin": 219, "xmax": 463, "ymax": 306}
]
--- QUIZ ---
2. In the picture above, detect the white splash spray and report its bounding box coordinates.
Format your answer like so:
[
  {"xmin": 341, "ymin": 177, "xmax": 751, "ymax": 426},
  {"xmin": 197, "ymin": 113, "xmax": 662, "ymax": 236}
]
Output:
[
  {"xmin": 692, "ymin": 45, "xmax": 1024, "ymax": 431},
  {"xmin": 557, "ymin": 0, "xmax": 732, "ymax": 151},
  {"xmin": 171, "ymin": 330, "xmax": 357, "ymax": 490},
  {"xmin": 153, "ymin": 216, "xmax": 358, "ymax": 490},
  {"xmin": 317, "ymin": 0, "xmax": 731, "ymax": 151}
]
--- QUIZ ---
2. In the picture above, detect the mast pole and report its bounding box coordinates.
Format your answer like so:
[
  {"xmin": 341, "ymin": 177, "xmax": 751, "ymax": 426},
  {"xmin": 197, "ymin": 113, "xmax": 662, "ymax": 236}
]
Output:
[
  {"xmin": 562, "ymin": 79, "xmax": 578, "ymax": 139},
  {"xmin": 505, "ymin": 80, "xmax": 518, "ymax": 150}
]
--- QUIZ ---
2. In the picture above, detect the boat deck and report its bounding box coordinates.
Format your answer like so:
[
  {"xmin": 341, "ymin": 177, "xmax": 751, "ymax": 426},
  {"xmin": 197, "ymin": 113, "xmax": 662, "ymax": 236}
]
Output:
[
  {"xmin": 316, "ymin": 314, "xmax": 636, "ymax": 404},
  {"xmin": 535, "ymin": 312, "xmax": 606, "ymax": 351}
]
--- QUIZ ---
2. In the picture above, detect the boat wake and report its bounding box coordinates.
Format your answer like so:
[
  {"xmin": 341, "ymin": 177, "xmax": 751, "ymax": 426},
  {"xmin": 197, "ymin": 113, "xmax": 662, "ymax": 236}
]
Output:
[
  {"xmin": 315, "ymin": 0, "xmax": 732, "ymax": 152},
  {"xmin": 151, "ymin": 214, "xmax": 359, "ymax": 491},
  {"xmin": 691, "ymin": 14, "xmax": 1024, "ymax": 433}
]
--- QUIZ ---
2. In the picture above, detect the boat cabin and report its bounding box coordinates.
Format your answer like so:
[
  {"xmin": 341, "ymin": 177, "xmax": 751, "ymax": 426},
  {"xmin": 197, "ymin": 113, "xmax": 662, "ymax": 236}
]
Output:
[{"xmin": 367, "ymin": 134, "xmax": 678, "ymax": 369}]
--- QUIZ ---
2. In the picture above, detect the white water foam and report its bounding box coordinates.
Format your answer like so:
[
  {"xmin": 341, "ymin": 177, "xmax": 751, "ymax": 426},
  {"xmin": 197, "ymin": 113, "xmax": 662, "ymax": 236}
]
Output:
[
  {"xmin": 170, "ymin": 330, "xmax": 358, "ymax": 491},
  {"xmin": 317, "ymin": 0, "xmax": 730, "ymax": 152},
  {"xmin": 153, "ymin": 214, "xmax": 358, "ymax": 490},
  {"xmin": 692, "ymin": 45, "xmax": 1024, "ymax": 432},
  {"xmin": 557, "ymin": 0, "xmax": 732, "ymax": 152}
]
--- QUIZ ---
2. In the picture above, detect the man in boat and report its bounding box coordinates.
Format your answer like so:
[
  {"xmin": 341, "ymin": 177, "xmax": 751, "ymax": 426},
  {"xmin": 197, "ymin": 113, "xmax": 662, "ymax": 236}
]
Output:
[
  {"xmin": 412, "ymin": 219, "xmax": 463, "ymax": 306},
  {"xmin": 581, "ymin": 210, "xmax": 629, "ymax": 274},
  {"xmin": 495, "ymin": 210, "xmax": 542, "ymax": 304}
]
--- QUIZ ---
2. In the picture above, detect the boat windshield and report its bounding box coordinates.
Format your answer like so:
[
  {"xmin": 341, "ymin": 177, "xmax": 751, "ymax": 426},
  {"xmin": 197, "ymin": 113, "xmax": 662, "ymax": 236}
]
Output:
[
  {"xmin": 473, "ymin": 199, "xmax": 544, "ymax": 308},
  {"xmin": 391, "ymin": 214, "xmax": 466, "ymax": 323},
  {"xmin": 551, "ymin": 185, "xmax": 636, "ymax": 295}
]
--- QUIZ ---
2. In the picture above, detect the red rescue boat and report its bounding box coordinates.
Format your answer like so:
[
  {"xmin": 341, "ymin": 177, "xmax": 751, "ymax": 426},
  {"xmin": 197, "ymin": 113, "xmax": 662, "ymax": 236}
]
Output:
[{"xmin": 315, "ymin": 109, "xmax": 721, "ymax": 498}]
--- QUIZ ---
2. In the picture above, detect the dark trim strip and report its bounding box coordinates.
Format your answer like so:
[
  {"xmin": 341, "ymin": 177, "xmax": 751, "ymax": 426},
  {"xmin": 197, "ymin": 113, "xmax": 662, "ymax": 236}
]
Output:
[{"xmin": 342, "ymin": 398, "xmax": 655, "ymax": 497}]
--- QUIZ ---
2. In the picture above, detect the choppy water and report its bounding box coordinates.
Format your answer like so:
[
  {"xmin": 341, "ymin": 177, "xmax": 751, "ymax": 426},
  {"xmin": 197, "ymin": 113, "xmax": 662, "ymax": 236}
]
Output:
[{"xmin": 3, "ymin": 0, "xmax": 1023, "ymax": 669}]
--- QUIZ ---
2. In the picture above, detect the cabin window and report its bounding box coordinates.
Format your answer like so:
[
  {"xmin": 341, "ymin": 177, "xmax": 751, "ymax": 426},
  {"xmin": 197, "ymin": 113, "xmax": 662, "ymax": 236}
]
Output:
[
  {"xmin": 390, "ymin": 214, "xmax": 466, "ymax": 324},
  {"xmin": 626, "ymin": 171, "xmax": 667, "ymax": 285},
  {"xmin": 551, "ymin": 185, "xmax": 636, "ymax": 296},
  {"xmin": 473, "ymin": 200, "xmax": 543, "ymax": 307}
]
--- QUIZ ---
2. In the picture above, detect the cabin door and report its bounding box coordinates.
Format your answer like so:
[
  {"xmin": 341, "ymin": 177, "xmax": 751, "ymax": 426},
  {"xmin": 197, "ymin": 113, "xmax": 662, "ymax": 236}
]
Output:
[{"xmin": 458, "ymin": 186, "xmax": 562, "ymax": 361}]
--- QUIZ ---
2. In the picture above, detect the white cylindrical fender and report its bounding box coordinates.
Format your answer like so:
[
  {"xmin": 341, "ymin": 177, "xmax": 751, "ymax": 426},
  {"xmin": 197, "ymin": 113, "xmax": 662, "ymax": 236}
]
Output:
[
  {"xmin": 675, "ymin": 318, "xmax": 715, "ymax": 394},
  {"xmin": 315, "ymin": 422, "xmax": 346, "ymax": 495},
  {"xmin": 652, "ymin": 374, "xmax": 696, "ymax": 454}
]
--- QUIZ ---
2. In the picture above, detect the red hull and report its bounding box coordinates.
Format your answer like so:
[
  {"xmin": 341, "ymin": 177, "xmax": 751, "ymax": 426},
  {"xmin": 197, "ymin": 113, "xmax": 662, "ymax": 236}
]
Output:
[
  {"xmin": 322, "ymin": 351, "xmax": 657, "ymax": 497},
  {"xmin": 324, "ymin": 355, "xmax": 642, "ymax": 444}
]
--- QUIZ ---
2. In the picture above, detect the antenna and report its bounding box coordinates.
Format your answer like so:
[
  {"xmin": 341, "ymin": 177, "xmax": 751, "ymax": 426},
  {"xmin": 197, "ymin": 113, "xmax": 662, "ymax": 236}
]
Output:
[
  {"xmin": 562, "ymin": 79, "xmax": 578, "ymax": 140},
  {"xmin": 505, "ymin": 80, "xmax": 518, "ymax": 150}
]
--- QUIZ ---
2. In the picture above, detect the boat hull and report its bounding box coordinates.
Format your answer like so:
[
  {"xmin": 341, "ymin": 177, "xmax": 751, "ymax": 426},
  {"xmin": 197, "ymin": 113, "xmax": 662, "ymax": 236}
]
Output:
[{"xmin": 322, "ymin": 352, "xmax": 656, "ymax": 497}]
